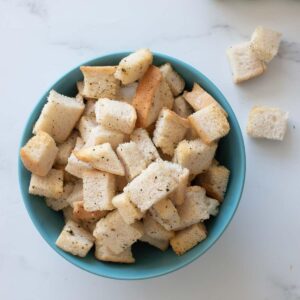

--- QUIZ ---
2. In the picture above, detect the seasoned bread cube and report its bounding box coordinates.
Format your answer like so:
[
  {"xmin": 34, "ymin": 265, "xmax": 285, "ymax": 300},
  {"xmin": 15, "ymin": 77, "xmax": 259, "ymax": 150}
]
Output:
[
  {"xmin": 159, "ymin": 63, "xmax": 185, "ymax": 96},
  {"xmin": 66, "ymin": 180, "xmax": 83, "ymax": 207},
  {"xmin": 170, "ymin": 223, "xmax": 207, "ymax": 255},
  {"xmin": 116, "ymin": 142, "xmax": 147, "ymax": 180},
  {"xmin": 83, "ymin": 170, "xmax": 115, "ymax": 211},
  {"xmin": 188, "ymin": 104, "xmax": 230, "ymax": 144},
  {"xmin": 124, "ymin": 161, "xmax": 189, "ymax": 212},
  {"xmin": 95, "ymin": 98, "xmax": 137, "ymax": 135},
  {"xmin": 169, "ymin": 167, "xmax": 190, "ymax": 206},
  {"xmin": 56, "ymin": 220, "xmax": 94, "ymax": 257},
  {"xmin": 33, "ymin": 90, "xmax": 84, "ymax": 143},
  {"xmin": 73, "ymin": 201, "xmax": 107, "ymax": 222},
  {"xmin": 112, "ymin": 192, "xmax": 144, "ymax": 224},
  {"xmin": 195, "ymin": 164, "xmax": 230, "ymax": 202},
  {"xmin": 115, "ymin": 49, "xmax": 153, "ymax": 85},
  {"xmin": 227, "ymin": 42, "xmax": 266, "ymax": 83},
  {"xmin": 153, "ymin": 108, "xmax": 190, "ymax": 156},
  {"xmin": 29, "ymin": 169, "xmax": 63, "ymax": 199},
  {"xmin": 139, "ymin": 234, "xmax": 169, "ymax": 251},
  {"xmin": 80, "ymin": 66, "xmax": 120, "ymax": 99},
  {"xmin": 250, "ymin": 26, "xmax": 282, "ymax": 63},
  {"xmin": 246, "ymin": 106, "xmax": 288, "ymax": 141},
  {"xmin": 77, "ymin": 116, "xmax": 97, "ymax": 142},
  {"xmin": 204, "ymin": 197, "xmax": 220, "ymax": 217},
  {"xmin": 46, "ymin": 182, "xmax": 74, "ymax": 211},
  {"xmin": 173, "ymin": 139, "xmax": 217, "ymax": 177},
  {"xmin": 159, "ymin": 78, "xmax": 174, "ymax": 109},
  {"xmin": 130, "ymin": 128, "xmax": 161, "ymax": 165},
  {"xmin": 132, "ymin": 65, "xmax": 163, "ymax": 128},
  {"xmin": 93, "ymin": 210, "xmax": 143, "ymax": 254},
  {"xmin": 20, "ymin": 131, "xmax": 58, "ymax": 176},
  {"xmin": 55, "ymin": 131, "xmax": 78, "ymax": 166},
  {"xmin": 75, "ymin": 143, "xmax": 125, "ymax": 176},
  {"xmin": 119, "ymin": 82, "xmax": 138, "ymax": 104},
  {"xmin": 173, "ymin": 95, "xmax": 193, "ymax": 118}
]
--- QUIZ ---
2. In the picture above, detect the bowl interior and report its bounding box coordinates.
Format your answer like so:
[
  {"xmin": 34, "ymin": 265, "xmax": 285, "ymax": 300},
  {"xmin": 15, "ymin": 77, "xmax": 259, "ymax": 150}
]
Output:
[{"xmin": 18, "ymin": 52, "xmax": 245, "ymax": 280}]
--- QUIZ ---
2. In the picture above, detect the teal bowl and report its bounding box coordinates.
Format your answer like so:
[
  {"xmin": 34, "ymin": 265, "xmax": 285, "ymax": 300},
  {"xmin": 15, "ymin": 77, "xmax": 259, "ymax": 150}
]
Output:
[{"xmin": 18, "ymin": 52, "xmax": 246, "ymax": 280}]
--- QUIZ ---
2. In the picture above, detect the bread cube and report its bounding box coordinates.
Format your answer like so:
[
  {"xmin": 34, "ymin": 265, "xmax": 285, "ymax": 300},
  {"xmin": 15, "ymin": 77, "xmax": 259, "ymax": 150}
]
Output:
[
  {"xmin": 119, "ymin": 82, "xmax": 138, "ymax": 104},
  {"xmin": 112, "ymin": 192, "xmax": 144, "ymax": 224},
  {"xmin": 227, "ymin": 42, "xmax": 266, "ymax": 83},
  {"xmin": 130, "ymin": 128, "xmax": 161, "ymax": 165},
  {"xmin": 173, "ymin": 139, "xmax": 217, "ymax": 177},
  {"xmin": 20, "ymin": 131, "xmax": 58, "ymax": 176},
  {"xmin": 170, "ymin": 223, "xmax": 207, "ymax": 255},
  {"xmin": 75, "ymin": 143, "xmax": 125, "ymax": 176},
  {"xmin": 83, "ymin": 100, "xmax": 96, "ymax": 119},
  {"xmin": 33, "ymin": 90, "xmax": 84, "ymax": 143},
  {"xmin": 124, "ymin": 161, "xmax": 189, "ymax": 212},
  {"xmin": 139, "ymin": 234, "xmax": 169, "ymax": 251},
  {"xmin": 95, "ymin": 98, "xmax": 137, "ymax": 135},
  {"xmin": 204, "ymin": 197, "xmax": 220, "ymax": 217},
  {"xmin": 159, "ymin": 78, "xmax": 174, "ymax": 109},
  {"xmin": 246, "ymin": 106, "xmax": 288, "ymax": 141},
  {"xmin": 173, "ymin": 95, "xmax": 193, "ymax": 118},
  {"xmin": 115, "ymin": 49, "xmax": 153, "ymax": 85},
  {"xmin": 77, "ymin": 116, "xmax": 97, "ymax": 142},
  {"xmin": 169, "ymin": 167, "xmax": 190, "ymax": 206},
  {"xmin": 56, "ymin": 220, "xmax": 94, "ymax": 257},
  {"xmin": 83, "ymin": 169, "xmax": 115, "ymax": 211},
  {"xmin": 80, "ymin": 66, "xmax": 120, "ymax": 99},
  {"xmin": 250, "ymin": 26, "xmax": 282, "ymax": 63},
  {"xmin": 29, "ymin": 169, "xmax": 64, "ymax": 199},
  {"xmin": 116, "ymin": 142, "xmax": 147, "ymax": 180},
  {"xmin": 73, "ymin": 201, "xmax": 107, "ymax": 222},
  {"xmin": 55, "ymin": 131, "xmax": 78, "ymax": 166},
  {"xmin": 159, "ymin": 63, "xmax": 185, "ymax": 96},
  {"xmin": 66, "ymin": 180, "xmax": 83, "ymax": 207},
  {"xmin": 93, "ymin": 210, "xmax": 143, "ymax": 254},
  {"xmin": 153, "ymin": 108, "xmax": 190, "ymax": 156},
  {"xmin": 188, "ymin": 104, "xmax": 230, "ymax": 144}
]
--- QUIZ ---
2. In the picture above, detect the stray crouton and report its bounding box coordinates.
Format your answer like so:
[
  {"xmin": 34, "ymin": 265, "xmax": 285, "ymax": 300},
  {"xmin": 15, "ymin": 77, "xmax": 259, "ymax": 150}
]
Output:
[
  {"xmin": 55, "ymin": 131, "xmax": 78, "ymax": 166},
  {"xmin": 73, "ymin": 201, "xmax": 107, "ymax": 222},
  {"xmin": 46, "ymin": 182, "xmax": 74, "ymax": 211},
  {"xmin": 173, "ymin": 95, "xmax": 193, "ymax": 118},
  {"xmin": 139, "ymin": 234, "xmax": 169, "ymax": 251}
]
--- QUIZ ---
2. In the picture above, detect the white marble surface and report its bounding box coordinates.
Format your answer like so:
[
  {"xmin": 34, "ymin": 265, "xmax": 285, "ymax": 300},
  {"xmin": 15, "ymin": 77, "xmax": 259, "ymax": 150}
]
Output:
[{"xmin": 1, "ymin": 0, "xmax": 300, "ymax": 299}]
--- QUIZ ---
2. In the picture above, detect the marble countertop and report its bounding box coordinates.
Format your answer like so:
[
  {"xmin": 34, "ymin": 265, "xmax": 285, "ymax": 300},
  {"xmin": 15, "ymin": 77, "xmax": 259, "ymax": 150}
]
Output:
[{"xmin": 1, "ymin": 0, "xmax": 300, "ymax": 299}]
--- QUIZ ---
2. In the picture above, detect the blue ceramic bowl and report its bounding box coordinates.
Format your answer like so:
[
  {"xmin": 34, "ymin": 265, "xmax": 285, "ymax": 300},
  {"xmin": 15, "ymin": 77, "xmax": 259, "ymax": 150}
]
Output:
[{"xmin": 18, "ymin": 52, "xmax": 246, "ymax": 280}]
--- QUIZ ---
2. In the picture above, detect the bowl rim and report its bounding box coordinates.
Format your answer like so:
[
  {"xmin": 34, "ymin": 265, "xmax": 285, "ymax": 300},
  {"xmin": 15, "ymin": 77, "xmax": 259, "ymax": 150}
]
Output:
[{"xmin": 18, "ymin": 51, "xmax": 246, "ymax": 280}]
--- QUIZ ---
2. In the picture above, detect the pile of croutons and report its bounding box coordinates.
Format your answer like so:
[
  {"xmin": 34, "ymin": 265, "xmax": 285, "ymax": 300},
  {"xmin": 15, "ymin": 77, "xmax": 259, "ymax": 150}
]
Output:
[{"xmin": 20, "ymin": 49, "xmax": 231, "ymax": 263}]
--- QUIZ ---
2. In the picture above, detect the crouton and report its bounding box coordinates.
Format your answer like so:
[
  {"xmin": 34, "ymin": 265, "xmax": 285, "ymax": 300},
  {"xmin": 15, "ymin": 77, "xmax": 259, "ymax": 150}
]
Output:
[
  {"xmin": 173, "ymin": 95, "xmax": 193, "ymax": 118},
  {"xmin": 93, "ymin": 210, "xmax": 143, "ymax": 254},
  {"xmin": 227, "ymin": 42, "xmax": 266, "ymax": 83},
  {"xmin": 188, "ymin": 104, "xmax": 230, "ymax": 144},
  {"xmin": 119, "ymin": 82, "xmax": 138, "ymax": 104},
  {"xmin": 33, "ymin": 90, "xmax": 85, "ymax": 143},
  {"xmin": 250, "ymin": 26, "xmax": 282, "ymax": 63},
  {"xmin": 169, "ymin": 167, "xmax": 190, "ymax": 206},
  {"xmin": 20, "ymin": 131, "xmax": 58, "ymax": 176},
  {"xmin": 124, "ymin": 161, "xmax": 189, "ymax": 212},
  {"xmin": 139, "ymin": 234, "xmax": 169, "ymax": 251},
  {"xmin": 75, "ymin": 143, "xmax": 125, "ymax": 176},
  {"xmin": 56, "ymin": 220, "xmax": 94, "ymax": 257},
  {"xmin": 204, "ymin": 197, "xmax": 220, "ymax": 217},
  {"xmin": 159, "ymin": 78, "xmax": 174, "ymax": 109},
  {"xmin": 159, "ymin": 63, "xmax": 185, "ymax": 96},
  {"xmin": 130, "ymin": 128, "xmax": 161, "ymax": 165},
  {"xmin": 29, "ymin": 169, "xmax": 64, "ymax": 199},
  {"xmin": 73, "ymin": 201, "xmax": 107, "ymax": 222},
  {"xmin": 82, "ymin": 169, "xmax": 115, "ymax": 211},
  {"xmin": 195, "ymin": 164, "xmax": 230, "ymax": 202},
  {"xmin": 80, "ymin": 66, "xmax": 120, "ymax": 99},
  {"xmin": 132, "ymin": 65, "xmax": 163, "ymax": 128},
  {"xmin": 83, "ymin": 100, "xmax": 96, "ymax": 119},
  {"xmin": 46, "ymin": 182, "xmax": 74, "ymax": 211},
  {"xmin": 173, "ymin": 139, "xmax": 217, "ymax": 177},
  {"xmin": 170, "ymin": 223, "xmax": 207, "ymax": 255},
  {"xmin": 115, "ymin": 49, "xmax": 153, "ymax": 85},
  {"xmin": 55, "ymin": 131, "xmax": 78, "ymax": 166},
  {"xmin": 77, "ymin": 116, "xmax": 97, "ymax": 142},
  {"xmin": 153, "ymin": 108, "xmax": 189, "ymax": 156},
  {"xmin": 116, "ymin": 175, "xmax": 127, "ymax": 193},
  {"xmin": 116, "ymin": 142, "xmax": 147, "ymax": 180},
  {"xmin": 66, "ymin": 180, "xmax": 83, "ymax": 207},
  {"xmin": 112, "ymin": 192, "xmax": 144, "ymax": 224},
  {"xmin": 246, "ymin": 106, "xmax": 288, "ymax": 141},
  {"xmin": 95, "ymin": 98, "xmax": 137, "ymax": 135}
]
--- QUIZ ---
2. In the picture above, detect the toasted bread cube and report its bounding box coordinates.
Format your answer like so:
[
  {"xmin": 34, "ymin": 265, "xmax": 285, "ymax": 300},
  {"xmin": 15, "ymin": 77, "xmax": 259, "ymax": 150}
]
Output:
[
  {"xmin": 119, "ymin": 82, "xmax": 138, "ymax": 104},
  {"xmin": 139, "ymin": 234, "xmax": 169, "ymax": 251},
  {"xmin": 83, "ymin": 169, "xmax": 115, "ymax": 211},
  {"xmin": 195, "ymin": 164, "xmax": 230, "ymax": 202},
  {"xmin": 246, "ymin": 106, "xmax": 288, "ymax": 141},
  {"xmin": 112, "ymin": 192, "xmax": 144, "ymax": 224},
  {"xmin": 83, "ymin": 100, "xmax": 96, "ymax": 119},
  {"xmin": 227, "ymin": 42, "xmax": 266, "ymax": 84},
  {"xmin": 159, "ymin": 78, "xmax": 174, "ymax": 109},
  {"xmin": 46, "ymin": 182, "xmax": 74, "ymax": 211},
  {"xmin": 33, "ymin": 90, "xmax": 84, "ymax": 143},
  {"xmin": 173, "ymin": 95, "xmax": 193, "ymax": 118},
  {"xmin": 116, "ymin": 142, "xmax": 147, "ymax": 180},
  {"xmin": 77, "ymin": 116, "xmax": 97, "ymax": 142},
  {"xmin": 159, "ymin": 63, "xmax": 185, "ymax": 96},
  {"xmin": 170, "ymin": 223, "xmax": 207, "ymax": 255},
  {"xmin": 56, "ymin": 220, "xmax": 94, "ymax": 257},
  {"xmin": 93, "ymin": 210, "xmax": 143, "ymax": 254},
  {"xmin": 153, "ymin": 108, "xmax": 190, "ymax": 156},
  {"xmin": 124, "ymin": 161, "xmax": 189, "ymax": 212},
  {"xmin": 73, "ymin": 201, "xmax": 107, "ymax": 222},
  {"xmin": 173, "ymin": 139, "xmax": 217, "ymax": 177},
  {"xmin": 29, "ymin": 169, "xmax": 63, "ymax": 199},
  {"xmin": 188, "ymin": 104, "xmax": 230, "ymax": 144},
  {"xmin": 169, "ymin": 167, "xmax": 190, "ymax": 206},
  {"xmin": 80, "ymin": 66, "xmax": 120, "ymax": 99},
  {"xmin": 115, "ymin": 49, "xmax": 153, "ymax": 85},
  {"xmin": 130, "ymin": 128, "xmax": 161, "ymax": 165},
  {"xmin": 55, "ymin": 131, "xmax": 78, "ymax": 166},
  {"xmin": 95, "ymin": 98, "xmax": 137, "ymax": 135},
  {"xmin": 132, "ymin": 66, "xmax": 163, "ymax": 128},
  {"xmin": 20, "ymin": 131, "xmax": 58, "ymax": 176},
  {"xmin": 66, "ymin": 180, "xmax": 83, "ymax": 207},
  {"xmin": 250, "ymin": 26, "xmax": 282, "ymax": 63},
  {"xmin": 204, "ymin": 197, "xmax": 220, "ymax": 216}
]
